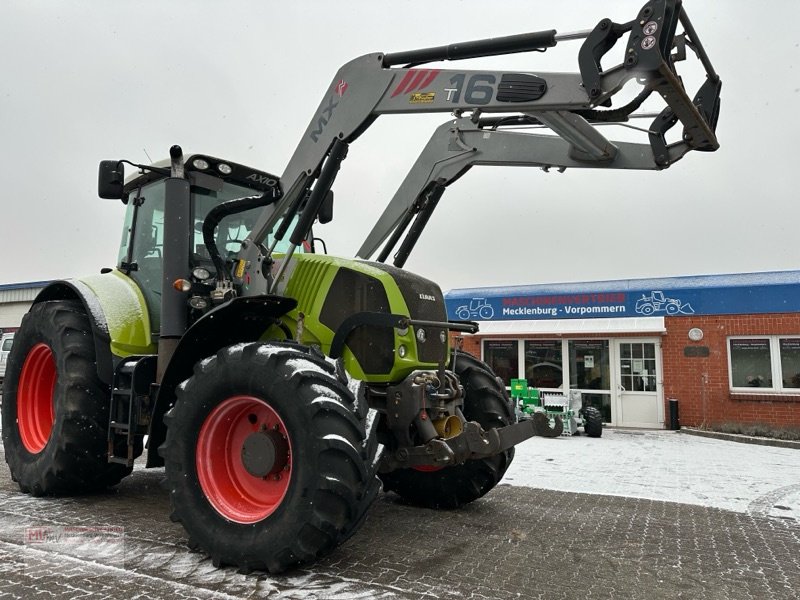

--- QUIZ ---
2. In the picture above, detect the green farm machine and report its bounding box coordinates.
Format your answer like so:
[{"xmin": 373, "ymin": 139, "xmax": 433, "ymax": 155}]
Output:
[
  {"xmin": 511, "ymin": 379, "xmax": 603, "ymax": 437},
  {"xmin": 2, "ymin": 1, "xmax": 718, "ymax": 573}
]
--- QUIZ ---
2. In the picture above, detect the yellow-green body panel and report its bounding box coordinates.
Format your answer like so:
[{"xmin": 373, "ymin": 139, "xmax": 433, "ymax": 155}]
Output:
[
  {"xmin": 275, "ymin": 254, "xmax": 447, "ymax": 383},
  {"xmin": 77, "ymin": 270, "xmax": 156, "ymax": 357}
]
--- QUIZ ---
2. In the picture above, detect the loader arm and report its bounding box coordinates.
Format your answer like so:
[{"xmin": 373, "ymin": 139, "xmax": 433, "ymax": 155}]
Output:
[
  {"xmin": 356, "ymin": 109, "xmax": 701, "ymax": 264},
  {"xmin": 239, "ymin": 0, "xmax": 719, "ymax": 288}
]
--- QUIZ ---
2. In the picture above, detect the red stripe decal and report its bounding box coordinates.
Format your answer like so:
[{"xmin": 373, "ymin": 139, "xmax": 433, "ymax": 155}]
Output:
[
  {"xmin": 406, "ymin": 70, "xmax": 428, "ymax": 93},
  {"xmin": 391, "ymin": 70, "xmax": 418, "ymax": 97},
  {"xmin": 419, "ymin": 69, "xmax": 440, "ymax": 89}
]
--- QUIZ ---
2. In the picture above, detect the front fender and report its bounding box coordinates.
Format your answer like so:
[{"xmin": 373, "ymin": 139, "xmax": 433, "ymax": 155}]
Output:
[{"xmin": 146, "ymin": 294, "xmax": 297, "ymax": 467}]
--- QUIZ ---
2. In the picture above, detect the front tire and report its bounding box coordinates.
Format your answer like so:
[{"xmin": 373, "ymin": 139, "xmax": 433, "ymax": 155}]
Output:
[
  {"xmin": 160, "ymin": 343, "xmax": 381, "ymax": 573},
  {"xmin": 379, "ymin": 351, "xmax": 515, "ymax": 509},
  {"xmin": 1, "ymin": 300, "xmax": 131, "ymax": 495}
]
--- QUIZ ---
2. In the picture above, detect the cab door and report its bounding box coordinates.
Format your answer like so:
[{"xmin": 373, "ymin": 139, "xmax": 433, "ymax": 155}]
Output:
[{"xmin": 118, "ymin": 180, "xmax": 167, "ymax": 333}]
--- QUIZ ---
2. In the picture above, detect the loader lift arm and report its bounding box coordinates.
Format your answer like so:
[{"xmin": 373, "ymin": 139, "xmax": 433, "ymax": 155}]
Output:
[{"xmin": 238, "ymin": 0, "xmax": 719, "ymax": 285}]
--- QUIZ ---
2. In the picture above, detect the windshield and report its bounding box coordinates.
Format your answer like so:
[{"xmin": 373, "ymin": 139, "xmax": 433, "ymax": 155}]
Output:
[
  {"xmin": 192, "ymin": 182, "xmax": 303, "ymax": 259},
  {"xmin": 117, "ymin": 173, "xmax": 305, "ymax": 333}
]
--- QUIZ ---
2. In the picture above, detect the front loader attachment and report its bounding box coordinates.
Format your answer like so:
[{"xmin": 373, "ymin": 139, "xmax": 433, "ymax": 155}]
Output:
[
  {"xmin": 239, "ymin": 0, "xmax": 721, "ymax": 279},
  {"xmin": 355, "ymin": 0, "xmax": 721, "ymax": 264}
]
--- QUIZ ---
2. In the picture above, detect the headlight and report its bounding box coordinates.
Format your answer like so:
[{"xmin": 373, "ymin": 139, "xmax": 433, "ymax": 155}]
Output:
[
  {"xmin": 217, "ymin": 163, "xmax": 232, "ymax": 175},
  {"xmin": 189, "ymin": 296, "xmax": 210, "ymax": 310},
  {"xmin": 439, "ymin": 330, "xmax": 447, "ymax": 343},
  {"xmin": 192, "ymin": 267, "xmax": 212, "ymax": 281},
  {"xmin": 416, "ymin": 328, "xmax": 427, "ymax": 343},
  {"xmin": 192, "ymin": 158, "xmax": 209, "ymax": 170},
  {"xmin": 398, "ymin": 344, "xmax": 407, "ymax": 358}
]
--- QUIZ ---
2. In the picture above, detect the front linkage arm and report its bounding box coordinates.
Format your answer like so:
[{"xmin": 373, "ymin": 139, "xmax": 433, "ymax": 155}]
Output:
[{"xmin": 381, "ymin": 413, "xmax": 561, "ymax": 471}]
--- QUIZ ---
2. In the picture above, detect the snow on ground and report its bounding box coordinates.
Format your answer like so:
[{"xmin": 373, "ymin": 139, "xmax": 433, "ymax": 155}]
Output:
[{"xmin": 505, "ymin": 428, "xmax": 800, "ymax": 520}]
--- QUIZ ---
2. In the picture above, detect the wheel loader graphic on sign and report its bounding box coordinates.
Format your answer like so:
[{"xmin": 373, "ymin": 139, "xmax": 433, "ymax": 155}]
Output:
[
  {"xmin": 635, "ymin": 291, "xmax": 694, "ymax": 315},
  {"xmin": 456, "ymin": 298, "xmax": 494, "ymax": 320}
]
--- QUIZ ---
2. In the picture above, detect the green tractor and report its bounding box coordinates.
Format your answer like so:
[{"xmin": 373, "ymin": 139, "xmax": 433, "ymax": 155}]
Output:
[{"xmin": 1, "ymin": 0, "xmax": 719, "ymax": 573}]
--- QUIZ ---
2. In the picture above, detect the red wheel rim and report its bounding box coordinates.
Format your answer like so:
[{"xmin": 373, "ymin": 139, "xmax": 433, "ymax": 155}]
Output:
[
  {"xmin": 412, "ymin": 465, "xmax": 444, "ymax": 472},
  {"xmin": 196, "ymin": 396, "xmax": 292, "ymax": 524},
  {"xmin": 17, "ymin": 343, "xmax": 56, "ymax": 454}
]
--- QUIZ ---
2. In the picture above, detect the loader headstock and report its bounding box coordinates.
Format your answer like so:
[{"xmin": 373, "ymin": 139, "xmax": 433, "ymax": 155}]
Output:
[{"xmin": 578, "ymin": 0, "xmax": 720, "ymax": 164}]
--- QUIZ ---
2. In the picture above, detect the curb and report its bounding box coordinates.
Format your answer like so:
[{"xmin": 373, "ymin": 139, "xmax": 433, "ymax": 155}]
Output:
[{"xmin": 680, "ymin": 427, "xmax": 800, "ymax": 450}]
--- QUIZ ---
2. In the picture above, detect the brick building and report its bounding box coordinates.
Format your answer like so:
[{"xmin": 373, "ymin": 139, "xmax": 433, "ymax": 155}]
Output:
[{"xmin": 445, "ymin": 271, "xmax": 800, "ymax": 430}]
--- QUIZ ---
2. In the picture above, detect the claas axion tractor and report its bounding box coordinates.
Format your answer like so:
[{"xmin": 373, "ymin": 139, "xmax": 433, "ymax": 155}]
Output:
[{"xmin": 2, "ymin": 0, "xmax": 719, "ymax": 573}]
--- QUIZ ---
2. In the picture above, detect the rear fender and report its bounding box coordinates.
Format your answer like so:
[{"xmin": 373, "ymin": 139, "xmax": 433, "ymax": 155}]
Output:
[{"xmin": 33, "ymin": 271, "xmax": 155, "ymax": 385}]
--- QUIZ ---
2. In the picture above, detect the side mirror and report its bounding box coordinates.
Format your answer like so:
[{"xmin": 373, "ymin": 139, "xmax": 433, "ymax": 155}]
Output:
[
  {"xmin": 98, "ymin": 160, "xmax": 125, "ymax": 199},
  {"xmin": 318, "ymin": 190, "xmax": 334, "ymax": 224}
]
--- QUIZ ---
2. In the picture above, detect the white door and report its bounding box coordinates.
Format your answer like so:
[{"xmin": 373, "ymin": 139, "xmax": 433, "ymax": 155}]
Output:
[{"xmin": 615, "ymin": 339, "xmax": 663, "ymax": 428}]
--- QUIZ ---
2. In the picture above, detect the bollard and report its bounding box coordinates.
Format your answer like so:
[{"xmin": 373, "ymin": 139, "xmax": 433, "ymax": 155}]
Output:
[{"xmin": 668, "ymin": 398, "xmax": 680, "ymax": 430}]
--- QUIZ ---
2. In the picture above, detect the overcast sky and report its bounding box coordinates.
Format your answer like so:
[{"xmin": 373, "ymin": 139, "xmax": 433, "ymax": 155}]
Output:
[{"xmin": 1, "ymin": 1, "xmax": 798, "ymax": 292}]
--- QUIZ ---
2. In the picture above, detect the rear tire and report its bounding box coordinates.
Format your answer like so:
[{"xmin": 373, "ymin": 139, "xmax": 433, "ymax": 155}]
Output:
[
  {"xmin": 160, "ymin": 343, "xmax": 380, "ymax": 574},
  {"xmin": 379, "ymin": 351, "xmax": 515, "ymax": 509},
  {"xmin": 1, "ymin": 300, "xmax": 131, "ymax": 495},
  {"xmin": 583, "ymin": 406, "xmax": 603, "ymax": 438}
]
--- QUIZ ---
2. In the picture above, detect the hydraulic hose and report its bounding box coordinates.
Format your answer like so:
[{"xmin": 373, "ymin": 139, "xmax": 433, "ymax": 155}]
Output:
[{"xmin": 202, "ymin": 192, "xmax": 278, "ymax": 281}]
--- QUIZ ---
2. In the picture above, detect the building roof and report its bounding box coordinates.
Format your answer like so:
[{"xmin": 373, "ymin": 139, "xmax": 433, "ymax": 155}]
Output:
[
  {"xmin": 0, "ymin": 281, "xmax": 52, "ymax": 304},
  {"xmin": 0, "ymin": 281, "xmax": 53, "ymax": 292},
  {"xmin": 447, "ymin": 270, "xmax": 800, "ymax": 298}
]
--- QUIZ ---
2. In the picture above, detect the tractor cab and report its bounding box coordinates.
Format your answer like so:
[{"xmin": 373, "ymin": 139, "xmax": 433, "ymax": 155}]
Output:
[{"xmin": 100, "ymin": 155, "xmax": 312, "ymax": 332}]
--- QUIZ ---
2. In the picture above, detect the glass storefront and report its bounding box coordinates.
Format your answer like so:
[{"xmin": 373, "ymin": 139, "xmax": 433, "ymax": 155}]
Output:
[
  {"xmin": 482, "ymin": 337, "xmax": 667, "ymax": 425},
  {"xmin": 483, "ymin": 340, "xmax": 519, "ymax": 385},
  {"xmin": 484, "ymin": 338, "xmax": 615, "ymax": 423},
  {"xmin": 524, "ymin": 340, "xmax": 563, "ymax": 389},
  {"xmin": 568, "ymin": 340, "xmax": 611, "ymax": 422},
  {"xmin": 568, "ymin": 340, "xmax": 610, "ymax": 390}
]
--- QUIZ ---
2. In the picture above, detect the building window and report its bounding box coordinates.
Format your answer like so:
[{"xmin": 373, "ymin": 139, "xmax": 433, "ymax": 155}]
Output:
[
  {"xmin": 728, "ymin": 337, "xmax": 800, "ymax": 392},
  {"xmin": 619, "ymin": 342, "xmax": 657, "ymax": 392},
  {"xmin": 568, "ymin": 340, "xmax": 610, "ymax": 391},
  {"xmin": 524, "ymin": 340, "xmax": 563, "ymax": 389},
  {"xmin": 483, "ymin": 340, "xmax": 519, "ymax": 386},
  {"xmin": 780, "ymin": 339, "xmax": 800, "ymax": 388}
]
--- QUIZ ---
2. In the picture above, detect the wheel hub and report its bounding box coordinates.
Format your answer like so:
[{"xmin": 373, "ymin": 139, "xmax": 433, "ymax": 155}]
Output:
[
  {"xmin": 196, "ymin": 395, "xmax": 293, "ymax": 523},
  {"xmin": 241, "ymin": 430, "xmax": 289, "ymax": 478}
]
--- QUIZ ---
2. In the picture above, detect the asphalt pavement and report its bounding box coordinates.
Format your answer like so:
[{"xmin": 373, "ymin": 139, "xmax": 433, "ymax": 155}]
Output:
[{"xmin": 0, "ymin": 430, "xmax": 798, "ymax": 599}]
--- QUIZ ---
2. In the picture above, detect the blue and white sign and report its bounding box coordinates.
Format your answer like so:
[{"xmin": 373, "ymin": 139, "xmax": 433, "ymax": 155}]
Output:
[{"xmin": 445, "ymin": 272, "xmax": 800, "ymax": 321}]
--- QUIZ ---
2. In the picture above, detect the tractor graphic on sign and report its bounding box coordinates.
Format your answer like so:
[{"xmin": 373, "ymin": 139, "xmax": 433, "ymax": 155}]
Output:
[
  {"xmin": 456, "ymin": 298, "xmax": 495, "ymax": 320},
  {"xmin": 635, "ymin": 291, "xmax": 694, "ymax": 316}
]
